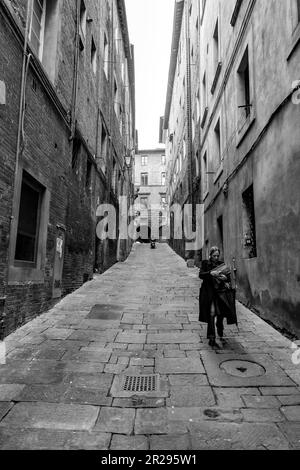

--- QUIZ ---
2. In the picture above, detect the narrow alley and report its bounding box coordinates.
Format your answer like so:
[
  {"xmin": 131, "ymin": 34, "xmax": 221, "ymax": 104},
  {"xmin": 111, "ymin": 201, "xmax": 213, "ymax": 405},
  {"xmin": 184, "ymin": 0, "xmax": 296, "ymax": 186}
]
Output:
[{"xmin": 0, "ymin": 244, "xmax": 299, "ymax": 450}]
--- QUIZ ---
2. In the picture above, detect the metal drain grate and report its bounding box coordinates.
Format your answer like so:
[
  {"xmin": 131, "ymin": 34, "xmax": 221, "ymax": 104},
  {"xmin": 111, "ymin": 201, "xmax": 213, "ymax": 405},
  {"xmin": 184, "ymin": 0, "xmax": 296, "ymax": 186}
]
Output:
[{"xmin": 122, "ymin": 374, "xmax": 159, "ymax": 393}]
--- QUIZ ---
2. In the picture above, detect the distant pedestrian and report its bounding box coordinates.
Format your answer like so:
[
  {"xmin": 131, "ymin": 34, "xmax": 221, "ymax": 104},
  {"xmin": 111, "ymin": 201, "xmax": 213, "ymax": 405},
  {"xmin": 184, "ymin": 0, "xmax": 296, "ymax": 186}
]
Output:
[{"xmin": 198, "ymin": 247, "xmax": 237, "ymax": 349}]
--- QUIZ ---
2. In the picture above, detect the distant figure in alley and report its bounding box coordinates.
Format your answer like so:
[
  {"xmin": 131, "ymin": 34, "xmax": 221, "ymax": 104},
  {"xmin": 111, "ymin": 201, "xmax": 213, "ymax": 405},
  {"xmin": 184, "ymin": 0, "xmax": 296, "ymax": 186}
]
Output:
[{"xmin": 199, "ymin": 247, "xmax": 238, "ymax": 349}]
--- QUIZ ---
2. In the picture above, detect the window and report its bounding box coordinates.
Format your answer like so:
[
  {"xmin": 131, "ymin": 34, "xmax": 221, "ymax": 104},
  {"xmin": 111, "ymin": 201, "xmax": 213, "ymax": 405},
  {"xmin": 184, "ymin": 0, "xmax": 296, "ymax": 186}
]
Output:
[
  {"xmin": 140, "ymin": 197, "xmax": 148, "ymax": 208},
  {"xmin": 101, "ymin": 124, "xmax": 107, "ymax": 161},
  {"xmin": 141, "ymin": 156, "xmax": 148, "ymax": 166},
  {"xmin": 15, "ymin": 172, "xmax": 44, "ymax": 265},
  {"xmin": 161, "ymin": 155, "xmax": 166, "ymax": 165},
  {"xmin": 91, "ymin": 36, "xmax": 97, "ymax": 75},
  {"xmin": 230, "ymin": 0, "xmax": 243, "ymax": 27},
  {"xmin": 29, "ymin": 0, "xmax": 46, "ymax": 60},
  {"xmin": 79, "ymin": 0, "xmax": 87, "ymax": 49},
  {"xmin": 217, "ymin": 215, "xmax": 224, "ymax": 254},
  {"xmin": 196, "ymin": 89, "xmax": 200, "ymax": 122},
  {"xmin": 214, "ymin": 119, "xmax": 221, "ymax": 167},
  {"xmin": 212, "ymin": 19, "xmax": 220, "ymax": 74},
  {"xmin": 86, "ymin": 158, "xmax": 92, "ymax": 190},
  {"xmin": 237, "ymin": 47, "xmax": 251, "ymax": 119},
  {"xmin": 29, "ymin": 0, "xmax": 59, "ymax": 81},
  {"xmin": 72, "ymin": 137, "xmax": 81, "ymax": 170},
  {"xmin": 201, "ymin": 72, "xmax": 208, "ymax": 128},
  {"xmin": 161, "ymin": 172, "xmax": 166, "ymax": 186},
  {"xmin": 161, "ymin": 195, "xmax": 166, "ymax": 205},
  {"xmin": 242, "ymin": 185, "xmax": 257, "ymax": 259},
  {"xmin": 211, "ymin": 19, "xmax": 222, "ymax": 93},
  {"xmin": 203, "ymin": 152, "xmax": 208, "ymax": 195},
  {"xmin": 183, "ymin": 137, "xmax": 187, "ymax": 159},
  {"xmin": 104, "ymin": 33, "xmax": 109, "ymax": 78},
  {"xmin": 141, "ymin": 173, "xmax": 148, "ymax": 186},
  {"xmin": 114, "ymin": 77, "xmax": 118, "ymax": 116}
]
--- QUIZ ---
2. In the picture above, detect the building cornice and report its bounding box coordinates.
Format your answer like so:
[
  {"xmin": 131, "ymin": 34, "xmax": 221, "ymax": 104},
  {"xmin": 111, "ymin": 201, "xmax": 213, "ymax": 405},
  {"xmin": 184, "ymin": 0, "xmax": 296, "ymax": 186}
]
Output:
[{"xmin": 163, "ymin": 0, "xmax": 185, "ymax": 130}]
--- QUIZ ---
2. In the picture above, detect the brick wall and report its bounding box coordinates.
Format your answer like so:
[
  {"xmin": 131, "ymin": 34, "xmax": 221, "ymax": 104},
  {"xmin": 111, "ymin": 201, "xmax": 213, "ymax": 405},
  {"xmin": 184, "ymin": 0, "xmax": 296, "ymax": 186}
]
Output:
[{"xmin": 0, "ymin": 0, "xmax": 135, "ymax": 337}]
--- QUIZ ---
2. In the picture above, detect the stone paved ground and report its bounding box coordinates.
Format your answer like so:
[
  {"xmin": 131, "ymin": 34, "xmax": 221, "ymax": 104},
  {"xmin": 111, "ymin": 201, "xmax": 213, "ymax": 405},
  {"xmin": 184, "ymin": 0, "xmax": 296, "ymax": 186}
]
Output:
[{"xmin": 0, "ymin": 244, "xmax": 300, "ymax": 450}]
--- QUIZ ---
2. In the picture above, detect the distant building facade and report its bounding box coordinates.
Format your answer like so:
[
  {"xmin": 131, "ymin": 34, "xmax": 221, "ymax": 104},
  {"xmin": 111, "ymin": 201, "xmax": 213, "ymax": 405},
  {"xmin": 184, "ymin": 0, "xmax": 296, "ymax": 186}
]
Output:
[
  {"xmin": 134, "ymin": 149, "xmax": 168, "ymax": 242},
  {"xmin": 0, "ymin": 0, "xmax": 135, "ymax": 337},
  {"xmin": 164, "ymin": 0, "xmax": 300, "ymax": 336}
]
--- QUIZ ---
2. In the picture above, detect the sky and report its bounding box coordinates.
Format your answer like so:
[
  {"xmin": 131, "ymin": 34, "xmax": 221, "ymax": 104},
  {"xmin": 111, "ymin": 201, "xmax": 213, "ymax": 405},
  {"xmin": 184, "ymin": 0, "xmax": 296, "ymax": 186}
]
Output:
[{"xmin": 125, "ymin": 0, "xmax": 175, "ymax": 150}]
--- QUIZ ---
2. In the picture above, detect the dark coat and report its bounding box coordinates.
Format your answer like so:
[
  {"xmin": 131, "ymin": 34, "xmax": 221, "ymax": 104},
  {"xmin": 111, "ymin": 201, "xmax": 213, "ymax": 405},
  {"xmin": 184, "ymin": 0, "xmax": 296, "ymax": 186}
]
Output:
[{"xmin": 198, "ymin": 260, "xmax": 237, "ymax": 326}]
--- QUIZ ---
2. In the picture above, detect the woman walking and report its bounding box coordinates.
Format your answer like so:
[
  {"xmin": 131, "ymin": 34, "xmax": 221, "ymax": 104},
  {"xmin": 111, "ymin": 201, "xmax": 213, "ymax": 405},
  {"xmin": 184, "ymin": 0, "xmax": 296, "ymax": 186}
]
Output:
[{"xmin": 199, "ymin": 247, "xmax": 237, "ymax": 348}]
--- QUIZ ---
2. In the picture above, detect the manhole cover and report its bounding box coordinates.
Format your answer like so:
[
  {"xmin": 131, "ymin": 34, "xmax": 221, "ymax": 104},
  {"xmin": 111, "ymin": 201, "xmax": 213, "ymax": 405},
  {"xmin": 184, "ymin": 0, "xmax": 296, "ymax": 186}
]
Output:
[
  {"xmin": 220, "ymin": 360, "xmax": 266, "ymax": 378},
  {"xmin": 86, "ymin": 304, "xmax": 123, "ymax": 320},
  {"xmin": 121, "ymin": 374, "xmax": 159, "ymax": 393}
]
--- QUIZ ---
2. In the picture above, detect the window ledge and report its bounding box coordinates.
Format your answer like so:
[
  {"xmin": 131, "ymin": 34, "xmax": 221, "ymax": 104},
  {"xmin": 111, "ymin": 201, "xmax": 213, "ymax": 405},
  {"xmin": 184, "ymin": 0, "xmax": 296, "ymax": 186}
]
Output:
[
  {"xmin": 8, "ymin": 266, "xmax": 45, "ymax": 284},
  {"xmin": 236, "ymin": 111, "xmax": 256, "ymax": 147},
  {"xmin": 214, "ymin": 164, "xmax": 224, "ymax": 184},
  {"xmin": 211, "ymin": 62, "xmax": 222, "ymax": 95},
  {"xmin": 200, "ymin": 107, "xmax": 209, "ymax": 129},
  {"xmin": 287, "ymin": 24, "xmax": 300, "ymax": 61}
]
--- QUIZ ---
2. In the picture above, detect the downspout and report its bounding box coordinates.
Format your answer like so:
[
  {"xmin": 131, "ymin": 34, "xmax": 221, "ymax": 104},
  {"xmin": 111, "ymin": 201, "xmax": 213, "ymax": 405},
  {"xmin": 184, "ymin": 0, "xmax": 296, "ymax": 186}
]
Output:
[{"xmin": 1, "ymin": 0, "xmax": 33, "ymax": 340}]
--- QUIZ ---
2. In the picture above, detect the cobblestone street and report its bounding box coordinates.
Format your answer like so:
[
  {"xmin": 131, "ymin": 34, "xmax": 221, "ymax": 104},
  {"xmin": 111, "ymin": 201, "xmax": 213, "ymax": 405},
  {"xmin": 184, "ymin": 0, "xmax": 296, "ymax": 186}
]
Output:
[{"xmin": 0, "ymin": 244, "xmax": 300, "ymax": 450}]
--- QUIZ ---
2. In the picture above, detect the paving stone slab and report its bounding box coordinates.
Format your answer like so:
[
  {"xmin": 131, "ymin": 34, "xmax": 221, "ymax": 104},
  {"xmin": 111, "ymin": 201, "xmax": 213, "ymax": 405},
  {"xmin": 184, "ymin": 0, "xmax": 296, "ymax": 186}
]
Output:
[
  {"xmin": 112, "ymin": 397, "xmax": 165, "ymax": 408},
  {"xmin": 0, "ymin": 385, "xmax": 26, "ymax": 401},
  {"xmin": 260, "ymin": 387, "xmax": 300, "ymax": 395},
  {"xmin": 14, "ymin": 384, "xmax": 70, "ymax": 403},
  {"xmin": 0, "ymin": 402, "xmax": 13, "ymax": 421},
  {"xmin": 277, "ymin": 395, "xmax": 300, "ymax": 405},
  {"xmin": 241, "ymin": 395, "xmax": 281, "ymax": 408},
  {"xmin": 150, "ymin": 434, "xmax": 190, "ymax": 450},
  {"xmin": 116, "ymin": 333, "xmax": 146, "ymax": 344},
  {"xmin": 168, "ymin": 374, "xmax": 209, "ymax": 387},
  {"xmin": 68, "ymin": 373, "xmax": 114, "ymax": 391},
  {"xmin": 277, "ymin": 423, "xmax": 300, "ymax": 449},
  {"xmin": 168, "ymin": 407, "xmax": 243, "ymax": 423},
  {"xmin": 43, "ymin": 329, "xmax": 73, "ymax": 340},
  {"xmin": 94, "ymin": 407, "xmax": 135, "ymax": 435},
  {"xmin": 241, "ymin": 408, "xmax": 285, "ymax": 423},
  {"xmin": 281, "ymin": 406, "xmax": 300, "ymax": 421},
  {"xmin": 147, "ymin": 333, "xmax": 200, "ymax": 344},
  {"xmin": 214, "ymin": 388, "xmax": 260, "ymax": 408},
  {"xmin": 134, "ymin": 409, "xmax": 187, "ymax": 435},
  {"xmin": 0, "ymin": 429, "xmax": 111, "ymax": 450},
  {"xmin": 0, "ymin": 402, "xmax": 99, "ymax": 430},
  {"xmin": 58, "ymin": 361, "xmax": 105, "ymax": 373},
  {"xmin": 63, "ymin": 388, "xmax": 113, "ymax": 406},
  {"xmin": 168, "ymin": 385, "xmax": 215, "ymax": 408},
  {"xmin": 189, "ymin": 422, "xmax": 289, "ymax": 450},
  {"xmin": 62, "ymin": 351, "xmax": 112, "ymax": 363},
  {"xmin": 201, "ymin": 353, "xmax": 294, "ymax": 387},
  {"xmin": 156, "ymin": 358, "xmax": 205, "ymax": 374},
  {"xmin": 110, "ymin": 435, "xmax": 148, "ymax": 450}
]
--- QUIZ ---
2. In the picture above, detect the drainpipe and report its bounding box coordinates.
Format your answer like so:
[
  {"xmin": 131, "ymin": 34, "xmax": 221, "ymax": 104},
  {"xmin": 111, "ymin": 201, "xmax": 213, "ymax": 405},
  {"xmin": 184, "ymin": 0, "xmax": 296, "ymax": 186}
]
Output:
[{"xmin": 1, "ymin": 0, "xmax": 34, "ymax": 340}]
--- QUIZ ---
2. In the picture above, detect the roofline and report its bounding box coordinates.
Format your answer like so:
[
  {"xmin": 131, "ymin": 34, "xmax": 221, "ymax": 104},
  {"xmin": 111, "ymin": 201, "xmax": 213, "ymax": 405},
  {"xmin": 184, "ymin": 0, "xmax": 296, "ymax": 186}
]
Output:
[
  {"xmin": 117, "ymin": 0, "xmax": 135, "ymax": 139},
  {"xmin": 163, "ymin": 0, "xmax": 185, "ymax": 130}
]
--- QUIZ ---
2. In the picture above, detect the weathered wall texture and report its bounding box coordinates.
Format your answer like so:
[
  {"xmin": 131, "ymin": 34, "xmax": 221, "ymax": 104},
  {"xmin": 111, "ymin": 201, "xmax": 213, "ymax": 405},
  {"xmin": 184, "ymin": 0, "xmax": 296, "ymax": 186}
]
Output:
[
  {"xmin": 164, "ymin": 0, "xmax": 300, "ymax": 336},
  {"xmin": 0, "ymin": 0, "xmax": 135, "ymax": 337}
]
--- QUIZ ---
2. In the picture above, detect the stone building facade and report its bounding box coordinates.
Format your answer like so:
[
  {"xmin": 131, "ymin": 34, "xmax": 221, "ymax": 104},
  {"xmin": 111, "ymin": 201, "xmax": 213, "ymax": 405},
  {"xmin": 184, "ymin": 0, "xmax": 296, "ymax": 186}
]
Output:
[
  {"xmin": 0, "ymin": 0, "xmax": 135, "ymax": 337},
  {"xmin": 134, "ymin": 149, "xmax": 168, "ymax": 242},
  {"xmin": 164, "ymin": 0, "xmax": 300, "ymax": 336}
]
